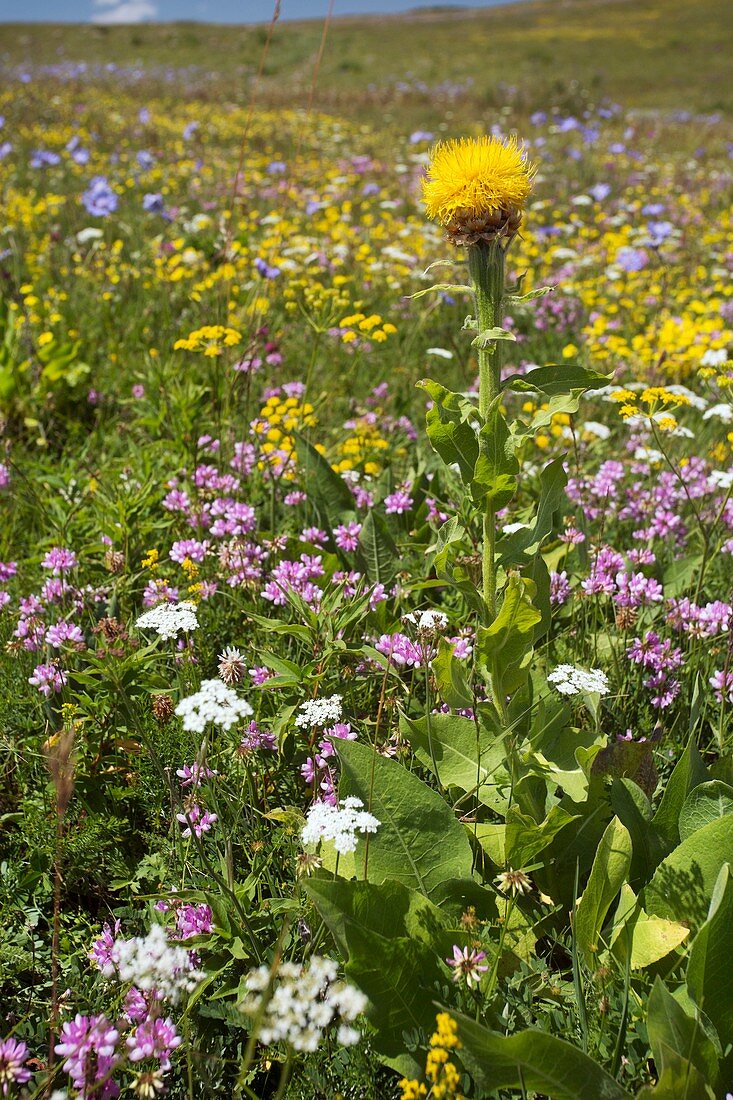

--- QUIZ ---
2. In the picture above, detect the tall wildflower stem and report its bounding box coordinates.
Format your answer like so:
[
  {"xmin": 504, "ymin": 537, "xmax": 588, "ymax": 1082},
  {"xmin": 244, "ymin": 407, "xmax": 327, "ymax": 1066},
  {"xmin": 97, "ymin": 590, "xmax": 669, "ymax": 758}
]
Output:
[{"xmin": 468, "ymin": 239, "xmax": 505, "ymax": 621}]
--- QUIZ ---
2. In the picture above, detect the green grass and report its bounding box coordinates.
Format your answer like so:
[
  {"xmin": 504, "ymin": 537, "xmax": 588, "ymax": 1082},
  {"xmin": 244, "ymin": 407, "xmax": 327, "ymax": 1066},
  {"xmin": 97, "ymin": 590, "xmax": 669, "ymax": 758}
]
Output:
[{"xmin": 2, "ymin": 0, "xmax": 731, "ymax": 120}]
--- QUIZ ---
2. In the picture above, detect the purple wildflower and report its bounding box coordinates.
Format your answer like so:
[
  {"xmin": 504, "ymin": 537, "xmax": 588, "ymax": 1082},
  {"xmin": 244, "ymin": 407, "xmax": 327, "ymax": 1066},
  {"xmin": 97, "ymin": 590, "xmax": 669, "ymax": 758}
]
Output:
[{"xmin": 0, "ymin": 1037, "xmax": 32, "ymax": 1095}]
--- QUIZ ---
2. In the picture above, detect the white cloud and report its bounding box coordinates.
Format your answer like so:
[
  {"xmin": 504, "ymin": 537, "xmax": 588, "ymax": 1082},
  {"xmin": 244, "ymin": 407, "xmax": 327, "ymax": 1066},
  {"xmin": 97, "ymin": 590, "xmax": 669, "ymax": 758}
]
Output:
[{"xmin": 91, "ymin": 0, "xmax": 158, "ymax": 22}]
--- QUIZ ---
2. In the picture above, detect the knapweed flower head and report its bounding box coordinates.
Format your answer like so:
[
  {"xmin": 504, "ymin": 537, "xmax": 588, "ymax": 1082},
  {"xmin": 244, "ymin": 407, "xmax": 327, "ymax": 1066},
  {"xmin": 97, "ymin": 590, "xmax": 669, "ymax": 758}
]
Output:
[
  {"xmin": 240, "ymin": 956, "xmax": 366, "ymax": 1052},
  {"xmin": 301, "ymin": 796, "xmax": 380, "ymax": 854},
  {"xmin": 548, "ymin": 664, "xmax": 610, "ymax": 696},
  {"xmin": 217, "ymin": 645, "xmax": 247, "ymax": 685},
  {"xmin": 174, "ymin": 678, "xmax": 253, "ymax": 733},
  {"xmin": 422, "ymin": 134, "xmax": 535, "ymax": 245},
  {"xmin": 135, "ymin": 601, "xmax": 198, "ymax": 641}
]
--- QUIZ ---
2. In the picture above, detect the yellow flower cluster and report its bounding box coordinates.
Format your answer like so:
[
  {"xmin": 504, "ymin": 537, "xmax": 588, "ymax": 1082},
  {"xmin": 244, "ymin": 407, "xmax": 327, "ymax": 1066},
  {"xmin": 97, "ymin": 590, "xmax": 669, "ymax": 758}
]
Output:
[
  {"xmin": 332, "ymin": 414, "xmax": 394, "ymax": 476},
  {"xmin": 339, "ymin": 312, "xmax": 397, "ymax": 345},
  {"xmin": 399, "ymin": 1013, "xmax": 464, "ymax": 1100},
  {"xmin": 252, "ymin": 395, "xmax": 318, "ymax": 478},
  {"xmin": 173, "ymin": 326, "xmax": 242, "ymax": 357},
  {"xmin": 141, "ymin": 549, "xmax": 159, "ymax": 571},
  {"xmin": 283, "ymin": 276, "xmax": 353, "ymax": 332},
  {"xmin": 610, "ymin": 386, "xmax": 690, "ymax": 428}
]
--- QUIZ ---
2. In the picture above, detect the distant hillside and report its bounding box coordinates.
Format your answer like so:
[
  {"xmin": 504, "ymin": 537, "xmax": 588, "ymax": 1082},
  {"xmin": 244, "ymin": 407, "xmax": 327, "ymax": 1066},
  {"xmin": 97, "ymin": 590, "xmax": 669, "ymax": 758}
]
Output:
[{"xmin": 1, "ymin": 0, "xmax": 730, "ymax": 116}]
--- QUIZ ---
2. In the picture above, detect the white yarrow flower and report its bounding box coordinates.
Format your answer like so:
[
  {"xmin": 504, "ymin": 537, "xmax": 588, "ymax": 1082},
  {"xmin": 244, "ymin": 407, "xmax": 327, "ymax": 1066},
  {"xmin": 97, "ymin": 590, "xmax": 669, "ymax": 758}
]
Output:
[
  {"xmin": 175, "ymin": 678, "xmax": 253, "ymax": 733},
  {"xmin": 135, "ymin": 601, "xmax": 199, "ymax": 640},
  {"xmin": 301, "ymin": 796, "xmax": 380, "ymax": 855},
  {"xmin": 548, "ymin": 664, "xmax": 609, "ymax": 697},
  {"xmin": 402, "ymin": 609, "xmax": 449, "ymax": 633},
  {"xmin": 240, "ymin": 955, "xmax": 366, "ymax": 1052},
  {"xmin": 294, "ymin": 694, "xmax": 343, "ymax": 730},
  {"xmin": 112, "ymin": 923, "xmax": 202, "ymax": 1003}
]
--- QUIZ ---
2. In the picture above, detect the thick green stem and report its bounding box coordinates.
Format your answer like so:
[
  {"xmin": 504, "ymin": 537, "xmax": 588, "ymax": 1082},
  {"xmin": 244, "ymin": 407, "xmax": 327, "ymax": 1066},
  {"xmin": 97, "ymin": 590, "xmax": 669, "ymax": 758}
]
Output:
[{"xmin": 468, "ymin": 241, "xmax": 506, "ymax": 621}]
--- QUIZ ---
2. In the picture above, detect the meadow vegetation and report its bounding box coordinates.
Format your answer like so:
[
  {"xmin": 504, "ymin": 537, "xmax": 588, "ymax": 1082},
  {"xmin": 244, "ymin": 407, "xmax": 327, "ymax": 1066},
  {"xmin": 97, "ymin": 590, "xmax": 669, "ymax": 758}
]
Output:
[{"xmin": 0, "ymin": 1, "xmax": 732, "ymax": 1097}]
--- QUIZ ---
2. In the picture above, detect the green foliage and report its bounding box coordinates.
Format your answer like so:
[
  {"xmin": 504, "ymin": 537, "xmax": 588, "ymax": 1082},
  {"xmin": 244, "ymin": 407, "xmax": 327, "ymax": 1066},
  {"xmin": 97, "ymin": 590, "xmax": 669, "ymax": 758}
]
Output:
[
  {"xmin": 336, "ymin": 740, "xmax": 474, "ymax": 897},
  {"xmin": 574, "ymin": 816, "xmax": 633, "ymax": 964},
  {"xmin": 455, "ymin": 1012, "xmax": 631, "ymax": 1099},
  {"xmin": 475, "ymin": 574, "xmax": 541, "ymax": 698}
]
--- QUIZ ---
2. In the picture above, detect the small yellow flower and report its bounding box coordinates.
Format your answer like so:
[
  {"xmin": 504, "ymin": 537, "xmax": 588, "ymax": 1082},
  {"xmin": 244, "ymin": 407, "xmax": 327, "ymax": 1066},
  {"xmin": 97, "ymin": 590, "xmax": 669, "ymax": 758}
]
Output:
[
  {"xmin": 398, "ymin": 1080, "xmax": 426, "ymax": 1100},
  {"xmin": 142, "ymin": 549, "xmax": 159, "ymax": 571}
]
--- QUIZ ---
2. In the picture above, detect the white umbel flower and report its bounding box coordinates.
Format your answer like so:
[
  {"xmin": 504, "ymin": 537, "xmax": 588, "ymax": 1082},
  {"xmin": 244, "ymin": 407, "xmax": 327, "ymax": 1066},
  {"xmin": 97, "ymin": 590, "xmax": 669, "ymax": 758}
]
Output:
[
  {"xmin": 240, "ymin": 956, "xmax": 366, "ymax": 1052},
  {"xmin": 175, "ymin": 678, "xmax": 253, "ymax": 733},
  {"xmin": 135, "ymin": 601, "xmax": 199, "ymax": 640},
  {"xmin": 112, "ymin": 924, "xmax": 202, "ymax": 1003},
  {"xmin": 301, "ymin": 796, "xmax": 380, "ymax": 855},
  {"xmin": 294, "ymin": 694, "xmax": 343, "ymax": 729},
  {"xmin": 402, "ymin": 609, "xmax": 449, "ymax": 634},
  {"xmin": 548, "ymin": 664, "xmax": 609, "ymax": 696}
]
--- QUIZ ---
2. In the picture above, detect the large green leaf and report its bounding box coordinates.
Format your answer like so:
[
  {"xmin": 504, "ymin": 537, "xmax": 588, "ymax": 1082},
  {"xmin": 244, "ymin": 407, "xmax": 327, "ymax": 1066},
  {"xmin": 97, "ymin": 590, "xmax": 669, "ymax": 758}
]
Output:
[
  {"xmin": 431, "ymin": 637, "xmax": 474, "ymax": 711},
  {"xmin": 525, "ymin": 696, "xmax": 603, "ymax": 804},
  {"xmin": 609, "ymin": 884, "xmax": 689, "ymax": 969},
  {"xmin": 502, "ymin": 363, "xmax": 611, "ymax": 397},
  {"xmin": 511, "ymin": 391, "xmax": 582, "ymax": 439},
  {"xmin": 416, "ymin": 378, "xmax": 479, "ymax": 484},
  {"xmin": 430, "ymin": 516, "xmax": 467, "ymax": 579},
  {"xmin": 611, "ymin": 779, "xmax": 666, "ymax": 888},
  {"xmin": 635, "ymin": 1063, "xmax": 715, "ymax": 1099},
  {"xmin": 336, "ymin": 740, "xmax": 473, "ymax": 898},
  {"xmin": 652, "ymin": 738, "xmax": 708, "ymax": 849},
  {"xmin": 646, "ymin": 977, "xmax": 719, "ymax": 1086},
  {"xmin": 399, "ymin": 712, "xmax": 511, "ymax": 813},
  {"xmin": 304, "ymin": 880, "xmax": 455, "ymax": 1064},
  {"xmin": 686, "ymin": 863, "xmax": 733, "ymax": 1051},
  {"xmin": 475, "ymin": 805, "xmax": 577, "ymax": 870},
  {"xmin": 497, "ymin": 458, "xmax": 568, "ymax": 566},
  {"xmin": 471, "ymin": 404, "xmax": 518, "ymax": 507},
  {"xmin": 455, "ymin": 1013, "xmax": 630, "ymax": 1099},
  {"xmin": 305, "ymin": 877, "xmax": 446, "ymax": 955},
  {"xmin": 476, "ymin": 574, "xmax": 541, "ymax": 697},
  {"xmin": 644, "ymin": 815, "xmax": 733, "ymax": 931},
  {"xmin": 358, "ymin": 509, "xmax": 399, "ymax": 587},
  {"xmin": 344, "ymin": 930, "xmax": 443, "ymax": 1062},
  {"xmin": 294, "ymin": 432, "xmax": 355, "ymax": 523},
  {"xmin": 574, "ymin": 816, "xmax": 632, "ymax": 963},
  {"xmin": 678, "ymin": 781, "xmax": 733, "ymax": 842}
]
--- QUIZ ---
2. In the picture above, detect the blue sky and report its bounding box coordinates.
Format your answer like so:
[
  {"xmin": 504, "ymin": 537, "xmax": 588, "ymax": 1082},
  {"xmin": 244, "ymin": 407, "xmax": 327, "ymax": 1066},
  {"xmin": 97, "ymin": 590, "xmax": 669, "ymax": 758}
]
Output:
[{"xmin": 0, "ymin": 0, "xmax": 521, "ymax": 26}]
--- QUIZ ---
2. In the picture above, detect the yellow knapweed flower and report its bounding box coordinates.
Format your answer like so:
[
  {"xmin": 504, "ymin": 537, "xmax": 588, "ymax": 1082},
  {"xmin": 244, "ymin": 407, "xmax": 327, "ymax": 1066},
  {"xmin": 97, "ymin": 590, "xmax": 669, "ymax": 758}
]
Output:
[{"xmin": 422, "ymin": 135, "xmax": 535, "ymax": 244}]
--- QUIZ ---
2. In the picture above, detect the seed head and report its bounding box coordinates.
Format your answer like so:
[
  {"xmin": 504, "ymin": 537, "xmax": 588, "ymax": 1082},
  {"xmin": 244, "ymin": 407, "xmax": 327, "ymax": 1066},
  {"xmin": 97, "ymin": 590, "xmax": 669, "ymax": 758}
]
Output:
[
  {"xmin": 104, "ymin": 548, "xmax": 125, "ymax": 574},
  {"xmin": 43, "ymin": 727, "xmax": 76, "ymax": 818},
  {"xmin": 494, "ymin": 868, "xmax": 533, "ymax": 896},
  {"xmin": 218, "ymin": 645, "xmax": 247, "ymax": 685},
  {"xmin": 152, "ymin": 693, "xmax": 175, "ymax": 723}
]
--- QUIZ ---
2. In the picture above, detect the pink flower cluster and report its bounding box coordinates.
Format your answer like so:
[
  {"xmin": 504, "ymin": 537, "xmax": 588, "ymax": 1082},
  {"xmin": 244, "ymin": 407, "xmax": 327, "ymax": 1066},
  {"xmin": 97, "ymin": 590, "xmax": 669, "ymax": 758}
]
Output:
[{"xmin": 301, "ymin": 722, "xmax": 358, "ymax": 804}]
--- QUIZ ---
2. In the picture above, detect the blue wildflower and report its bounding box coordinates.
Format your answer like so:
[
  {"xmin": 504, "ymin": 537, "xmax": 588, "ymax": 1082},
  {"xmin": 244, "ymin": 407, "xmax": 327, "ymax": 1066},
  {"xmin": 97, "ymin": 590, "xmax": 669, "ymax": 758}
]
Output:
[{"xmin": 82, "ymin": 176, "xmax": 118, "ymax": 217}]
